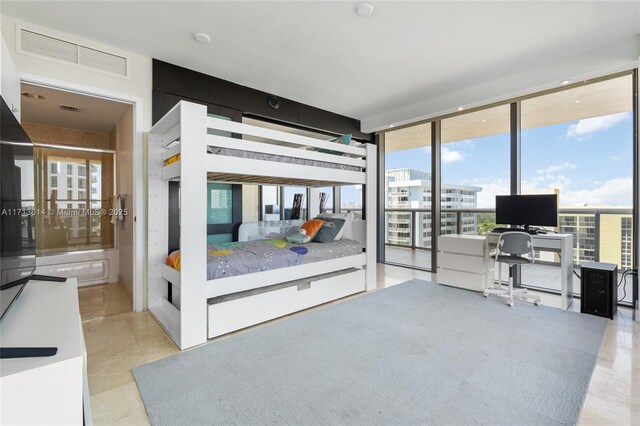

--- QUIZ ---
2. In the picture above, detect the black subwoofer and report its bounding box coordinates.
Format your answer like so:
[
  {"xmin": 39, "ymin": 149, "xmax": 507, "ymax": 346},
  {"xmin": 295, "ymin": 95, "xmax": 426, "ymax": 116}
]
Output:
[{"xmin": 580, "ymin": 262, "xmax": 617, "ymax": 319}]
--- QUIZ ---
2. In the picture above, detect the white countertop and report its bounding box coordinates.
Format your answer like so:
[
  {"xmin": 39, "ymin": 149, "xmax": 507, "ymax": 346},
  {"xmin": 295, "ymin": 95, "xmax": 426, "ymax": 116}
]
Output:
[{"xmin": 0, "ymin": 278, "xmax": 83, "ymax": 378}]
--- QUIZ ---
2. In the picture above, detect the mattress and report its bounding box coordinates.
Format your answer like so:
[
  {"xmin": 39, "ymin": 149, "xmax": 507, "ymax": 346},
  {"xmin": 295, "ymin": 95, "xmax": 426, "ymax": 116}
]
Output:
[
  {"xmin": 206, "ymin": 238, "xmax": 363, "ymax": 280},
  {"xmin": 207, "ymin": 146, "xmax": 360, "ymax": 171}
]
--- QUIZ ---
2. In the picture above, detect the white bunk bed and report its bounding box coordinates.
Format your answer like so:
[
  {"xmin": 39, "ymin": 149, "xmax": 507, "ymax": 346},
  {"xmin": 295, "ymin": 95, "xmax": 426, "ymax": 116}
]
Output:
[{"xmin": 148, "ymin": 101, "xmax": 377, "ymax": 350}]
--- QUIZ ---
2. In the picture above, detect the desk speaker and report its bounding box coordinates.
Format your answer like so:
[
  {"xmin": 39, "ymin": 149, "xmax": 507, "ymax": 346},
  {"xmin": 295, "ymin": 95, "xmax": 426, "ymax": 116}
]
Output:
[{"xmin": 580, "ymin": 262, "xmax": 617, "ymax": 319}]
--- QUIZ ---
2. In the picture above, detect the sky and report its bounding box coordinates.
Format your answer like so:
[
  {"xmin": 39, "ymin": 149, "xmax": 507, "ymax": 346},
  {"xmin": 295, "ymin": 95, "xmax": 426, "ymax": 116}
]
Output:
[{"xmin": 383, "ymin": 111, "xmax": 633, "ymax": 208}]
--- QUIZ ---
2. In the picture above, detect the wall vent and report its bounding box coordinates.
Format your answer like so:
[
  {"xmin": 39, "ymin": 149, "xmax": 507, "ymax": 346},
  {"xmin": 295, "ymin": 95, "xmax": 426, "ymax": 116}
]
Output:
[
  {"xmin": 18, "ymin": 26, "xmax": 129, "ymax": 78},
  {"xmin": 59, "ymin": 104, "xmax": 81, "ymax": 112}
]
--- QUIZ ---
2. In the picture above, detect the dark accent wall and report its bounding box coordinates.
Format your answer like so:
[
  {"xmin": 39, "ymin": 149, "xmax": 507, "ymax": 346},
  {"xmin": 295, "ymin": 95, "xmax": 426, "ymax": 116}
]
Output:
[
  {"xmin": 154, "ymin": 58, "xmax": 374, "ymax": 253},
  {"xmin": 152, "ymin": 59, "xmax": 372, "ymax": 142},
  {"xmin": 168, "ymin": 181, "xmax": 180, "ymax": 253}
]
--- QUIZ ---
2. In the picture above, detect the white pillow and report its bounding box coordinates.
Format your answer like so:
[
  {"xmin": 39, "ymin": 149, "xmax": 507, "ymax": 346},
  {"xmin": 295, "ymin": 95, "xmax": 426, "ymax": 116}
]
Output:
[{"xmin": 317, "ymin": 212, "xmax": 352, "ymax": 241}]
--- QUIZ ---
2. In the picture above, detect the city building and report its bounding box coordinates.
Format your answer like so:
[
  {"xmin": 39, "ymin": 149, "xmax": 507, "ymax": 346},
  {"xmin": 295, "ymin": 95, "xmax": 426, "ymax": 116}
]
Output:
[
  {"xmin": 386, "ymin": 168, "xmax": 481, "ymax": 248},
  {"xmin": 560, "ymin": 208, "xmax": 633, "ymax": 269},
  {"xmin": 45, "ymin": 158, "xmax": 104, "ymax": 249}
]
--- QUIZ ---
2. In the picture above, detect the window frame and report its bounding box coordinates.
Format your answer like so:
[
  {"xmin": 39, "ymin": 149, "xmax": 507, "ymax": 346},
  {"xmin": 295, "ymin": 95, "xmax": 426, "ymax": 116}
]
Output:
[{"xmin": 377, "ymin": 69, "xmax": 639, "ymax": 309}]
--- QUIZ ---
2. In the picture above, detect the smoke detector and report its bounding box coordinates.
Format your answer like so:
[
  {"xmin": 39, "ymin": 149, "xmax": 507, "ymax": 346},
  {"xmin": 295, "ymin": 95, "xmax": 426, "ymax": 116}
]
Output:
[
  {"xmin": 193, "ymin": 33, "xmax": 211, "ymax": 43},
  {"xmin": 356, "ymin": 3, "xmax": 374, "ymax": 17}
]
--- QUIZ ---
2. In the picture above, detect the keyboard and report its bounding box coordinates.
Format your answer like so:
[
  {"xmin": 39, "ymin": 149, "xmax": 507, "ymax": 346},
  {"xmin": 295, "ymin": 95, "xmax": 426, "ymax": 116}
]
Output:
[{"xmin": 491, "ymin": 227, "xmax": 542, "ymax": 235}]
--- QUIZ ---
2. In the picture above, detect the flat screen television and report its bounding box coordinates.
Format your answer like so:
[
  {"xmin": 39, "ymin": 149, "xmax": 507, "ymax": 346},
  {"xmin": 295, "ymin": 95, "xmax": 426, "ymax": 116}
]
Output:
[
  {"xmin": 0, "ymin": 96, "xmax": 36, "ymax": 321},
  {"xmin": 495, "ymin": 194, "xmax": 558, "ymax": 228}
]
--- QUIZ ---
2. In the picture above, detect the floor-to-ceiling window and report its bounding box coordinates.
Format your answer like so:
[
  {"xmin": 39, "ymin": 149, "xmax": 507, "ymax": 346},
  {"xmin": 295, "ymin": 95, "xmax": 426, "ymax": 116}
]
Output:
[
  {"xmin": 261, "ymin": 185, "xmax": 280, "ymax": 220},
  {"xmin": 283, "ymin": 186, "xmax": 307, "ymax": 220},
  {"xmin": 520, "ymin": 75, "xmax": 634, "ymax": 304},
  {"xmin": 316, "ymin": 186, "xmax": 334, "ymax": 214},
  {"xmin": 341, "ymin": 185, "xmax": 363, "ymax": 218},
  {"xmin": 440, "ymin": 105, "xmax": 511, "ymax": 237},
  {"xmin": 379, "ymin": 70, "xmax": 637, "ymax": 307},
  {"xmin": 384, "ymin": 123, "xmax": 432, "ymax": 269}
]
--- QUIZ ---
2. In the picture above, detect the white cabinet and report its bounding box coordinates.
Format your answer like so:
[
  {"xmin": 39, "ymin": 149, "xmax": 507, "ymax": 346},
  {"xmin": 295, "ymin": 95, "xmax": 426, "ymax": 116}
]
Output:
[
  {"xmin": 0, "ymin": 278, "xmax": 90, "ymax": 425},
  {"xmin": 437, "ymin": 235, "xmax": 491, "ymax": 292},
  {"xmin": 1, "ymin": 34, "xmax": 21, "ymax": 121}
]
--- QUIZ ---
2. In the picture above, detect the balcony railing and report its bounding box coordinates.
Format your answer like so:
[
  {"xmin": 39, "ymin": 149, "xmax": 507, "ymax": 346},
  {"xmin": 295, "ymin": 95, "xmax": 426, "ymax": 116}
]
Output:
[
  {"xmin": 382, "ymin": 207, "xmax": 634, "ymax": 305},
  {"xmin": 342, "ymin": 206, "xmax": 633, "ymax": 263},
  {"xmin": 384, "ymin": 207, "xmax": 632, "ymax": 255}
]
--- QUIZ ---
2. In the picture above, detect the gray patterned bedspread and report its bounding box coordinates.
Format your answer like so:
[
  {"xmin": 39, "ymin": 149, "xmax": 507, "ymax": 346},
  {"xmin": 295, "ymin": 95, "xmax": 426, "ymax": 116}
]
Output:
[
  {"xmin": 207, "ymin": 146, "xmax": 360, "ymax": 171},
  {"xmin": 206, "ymin": 238, "xmax": 363, "ymax": 280}
]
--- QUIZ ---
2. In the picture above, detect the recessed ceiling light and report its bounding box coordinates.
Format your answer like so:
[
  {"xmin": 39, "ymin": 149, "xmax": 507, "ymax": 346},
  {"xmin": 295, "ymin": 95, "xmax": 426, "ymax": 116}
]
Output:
[
  {"xmin": 575, "ymin": 100, "xmax": 580, "ymax": 103},
  {"xmin": 388, "ymin": 124, "xmax": 394, "ymax": 128},
  {"xmin": 356, "ymin": 3, "xmax": 374, "ymax": 17},
  {"xmin": 193, "ymin": 33, "xmax": 211, "ymax": 43},
  {"xmin": 560, "ymin": 80, "xmax": 570, "ymax": 85},
  {"xmin": 456, "ymin": 106, "xmax": 464, "ymax": 112},
  {"xmin": 481, "ymin": 119, "xmax": 486, "ymax": 123},
  {"xmin": 22, "ymin": 92, "xmax": 45, "ymax": 100}
]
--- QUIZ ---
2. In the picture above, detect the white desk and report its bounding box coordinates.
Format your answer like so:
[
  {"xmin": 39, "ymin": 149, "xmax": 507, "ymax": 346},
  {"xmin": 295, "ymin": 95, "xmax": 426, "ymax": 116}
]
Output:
[
  {"xmin": 486, "ymin": 232, "xmax": 574, "ymax": 310},
  {"xmin": 0, "ymin": 278, "xmax": 90, "ymax": 425}
]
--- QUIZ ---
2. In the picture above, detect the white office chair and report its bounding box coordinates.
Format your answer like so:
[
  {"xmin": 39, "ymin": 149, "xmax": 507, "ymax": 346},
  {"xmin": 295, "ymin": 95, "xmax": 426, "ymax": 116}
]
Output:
[{"xmin": 484, "ymin": 231, "xmax": 542, "ymax": 307}]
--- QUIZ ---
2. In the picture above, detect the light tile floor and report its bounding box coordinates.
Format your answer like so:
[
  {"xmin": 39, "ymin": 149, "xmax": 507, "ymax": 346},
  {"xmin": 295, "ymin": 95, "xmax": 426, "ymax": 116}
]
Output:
[
  {"xmin": 79, "ymin": 282, "xmax": 133, "ymax": 321},
  {"xmin": 81, "ymin": 266, "xmax": 639, "ymax": 425}
]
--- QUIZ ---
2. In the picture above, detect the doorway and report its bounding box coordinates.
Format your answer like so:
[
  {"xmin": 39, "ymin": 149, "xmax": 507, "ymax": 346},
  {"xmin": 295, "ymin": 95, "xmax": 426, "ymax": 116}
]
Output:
[{"xmin": 20, "ymin": 82, "xmax": 137, "ymax": 314}]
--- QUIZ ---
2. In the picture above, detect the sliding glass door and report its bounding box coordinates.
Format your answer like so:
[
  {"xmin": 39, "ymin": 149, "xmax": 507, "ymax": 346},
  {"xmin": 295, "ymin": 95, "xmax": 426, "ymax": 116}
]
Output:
[
  {"xmin": 384, "ymin": 123, "xmax": 432, "ymax": 269},
  {"xmin": 35, "ymin": 146, "xmax": 114, "ymax": 253}
]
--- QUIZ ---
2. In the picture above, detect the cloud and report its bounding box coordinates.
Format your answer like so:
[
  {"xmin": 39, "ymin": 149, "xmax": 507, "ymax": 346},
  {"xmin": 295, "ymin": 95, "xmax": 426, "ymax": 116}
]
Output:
[
  {"xmin": 473, "ymin": 179, "xmax": 510, "ymax": 208},
  {"xmin": 466, "ymin": 175, "xmax": 632, "ymax": 208},
  {"xmin": 536, "ymin": 162, "xmax": 576, "ymax": 174},
  {"xmin": 609, "ymin": 153, "xmax": 629, "ymax": 161},
  {"xmin": 560, "ymin": 178, "xmax": 632, "ymax": 207},
  {"xmin": 441, "ymin": 147, "xmax": 463, "ymax": 164},
  {"xmin": 566, "ymin": 112, "xmax": 630, "ymax": 139}
]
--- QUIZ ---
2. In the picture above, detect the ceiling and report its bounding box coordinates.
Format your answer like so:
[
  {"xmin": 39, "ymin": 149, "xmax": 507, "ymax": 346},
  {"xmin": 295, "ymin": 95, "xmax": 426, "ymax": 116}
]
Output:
[
  {"xmin": 385, "ymin": 74, "xmax": 633, "ymax": 152},
  {"xmin": 20, "ymin": 83, "xmax": 131, "ymax": 132},
  {"xmin": 2, "ymin": 1, "xmax": 639, "ymax": 132}
]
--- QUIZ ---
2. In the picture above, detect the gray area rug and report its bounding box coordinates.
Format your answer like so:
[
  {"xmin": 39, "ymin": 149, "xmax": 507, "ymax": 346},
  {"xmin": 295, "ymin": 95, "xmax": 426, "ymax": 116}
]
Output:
[{"xmin": 133, "ymin": 280, "xmax": 608, "ymax": 425}]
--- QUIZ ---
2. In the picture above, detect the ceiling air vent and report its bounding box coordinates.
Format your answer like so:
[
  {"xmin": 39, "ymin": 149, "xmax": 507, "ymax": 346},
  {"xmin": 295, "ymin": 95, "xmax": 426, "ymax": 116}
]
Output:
[
  {"xmin": 20, "ymin": 29, "xmax": 78, "ymax": 64},
  {"xmin": 18, "ymin": 26, "xmax": 129, "ymax": 78},
  {"xmin": 59, "ymin": 104, "xmax": 81, "ymax": 113},
  {"xmin": 78, "ymin": 45, "xmax": 127, "ymax": 77}
]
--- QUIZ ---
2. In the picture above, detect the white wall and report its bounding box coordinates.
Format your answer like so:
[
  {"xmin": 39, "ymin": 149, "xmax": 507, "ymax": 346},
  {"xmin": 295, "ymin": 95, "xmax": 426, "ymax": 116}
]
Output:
[
  {"xmin": 1, "ymin": 14, "xmax": 151, "ymax": 308},
  {"xmin": 0, "ymin": 15, "xmax": 152, "ymax": 125},
  {"xmin": 116, "ymin": 105, "xmax": 134, "ymax": 297},
  {"xmin": 0, "ymin": 34, "xmax": 20, "ymax": 120}
]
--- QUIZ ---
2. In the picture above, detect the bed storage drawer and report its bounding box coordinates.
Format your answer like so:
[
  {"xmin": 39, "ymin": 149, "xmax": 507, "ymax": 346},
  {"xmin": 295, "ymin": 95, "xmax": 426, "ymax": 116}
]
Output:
[{"xmin": 207, "ymin": 269, "xmax": 365, "ymax": 338}]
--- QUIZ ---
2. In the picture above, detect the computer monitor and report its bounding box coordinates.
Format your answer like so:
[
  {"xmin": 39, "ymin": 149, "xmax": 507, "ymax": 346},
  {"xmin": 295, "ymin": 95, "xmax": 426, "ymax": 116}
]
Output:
[{"xmin": 495, "ymin": 194, "xmax": 558, "ymax": 228}]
